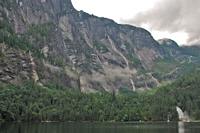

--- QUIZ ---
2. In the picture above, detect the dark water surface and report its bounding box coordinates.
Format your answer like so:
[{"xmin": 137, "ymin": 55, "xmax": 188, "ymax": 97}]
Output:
[{"xmin": 0, "ymin": 122, "xmax": 200, "ymax": 133}]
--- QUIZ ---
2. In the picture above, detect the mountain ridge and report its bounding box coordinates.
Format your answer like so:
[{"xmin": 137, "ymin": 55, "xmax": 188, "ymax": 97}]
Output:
[{"xmin": 0, "ymin": 0, "xmax": 199, "ymax": 92}]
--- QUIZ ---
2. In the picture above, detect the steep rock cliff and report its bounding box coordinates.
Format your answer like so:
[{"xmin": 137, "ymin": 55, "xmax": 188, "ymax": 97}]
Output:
[{"xmin": 1, "ymin": 0, "xmax": 198, "ymax": 92}]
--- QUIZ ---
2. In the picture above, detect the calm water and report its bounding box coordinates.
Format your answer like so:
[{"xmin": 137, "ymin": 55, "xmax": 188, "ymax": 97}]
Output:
[{"xmin": 0, "ymin": 122, "xmax": 200, "ymax": 133}]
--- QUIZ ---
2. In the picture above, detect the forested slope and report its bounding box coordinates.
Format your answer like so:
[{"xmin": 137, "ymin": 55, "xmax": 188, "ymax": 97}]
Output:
[{"xmin": 0, "ymin": 70, "xmax": 200, "ymax": 122}]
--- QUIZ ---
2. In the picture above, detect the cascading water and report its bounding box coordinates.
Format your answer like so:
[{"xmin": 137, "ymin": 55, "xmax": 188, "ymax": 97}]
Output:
[
  {"xmin": 176, "ymin": 107, "xmax": 184, "ymax": 120},
  {"xmin": 176, "ymin": 106, "xmax": 190, "ymax": 122},
  {"xmin": 108, "ymin": 35, "xmax": 137, "ymax": 92},
  {"xmin": 130, "ymin": 79, "xmax": 136, "ymax": 92}
]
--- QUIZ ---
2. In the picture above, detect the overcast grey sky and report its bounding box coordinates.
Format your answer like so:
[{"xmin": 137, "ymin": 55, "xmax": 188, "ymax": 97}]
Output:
[{"xmin": 72, "ymin": 0, "xmax": 199, "ymax": 45}]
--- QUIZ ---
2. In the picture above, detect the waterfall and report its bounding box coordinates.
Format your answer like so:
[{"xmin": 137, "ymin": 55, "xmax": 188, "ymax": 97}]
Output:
[
  {"xmin": 176, "ymin": 107, "xmax": 184, "ymax": 120},
  {"xmin": 130, "ymin": 79, "xmax": 136, "ymax": 92},
  {"xmin": 108, "ymin": 35, "xmax": 137, "ymax": 92},
  {"xmin": 176, "ymin": 106, "xmax": 190, "ymax": 122},
  {"xmin": 29, "ymin": 52, "xmax": 39, "ymax": 83}
]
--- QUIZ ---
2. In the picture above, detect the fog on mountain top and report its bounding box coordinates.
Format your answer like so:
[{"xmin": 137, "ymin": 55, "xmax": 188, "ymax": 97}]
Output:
[{"xmin": 125, "ymin": 0, "xmax": 200, "ymax": 45}]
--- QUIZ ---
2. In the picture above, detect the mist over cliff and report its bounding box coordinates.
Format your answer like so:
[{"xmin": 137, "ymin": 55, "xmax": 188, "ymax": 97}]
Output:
[{"xmin": 124, "ymin": 0, "xmax": 200, "ymax": 45}]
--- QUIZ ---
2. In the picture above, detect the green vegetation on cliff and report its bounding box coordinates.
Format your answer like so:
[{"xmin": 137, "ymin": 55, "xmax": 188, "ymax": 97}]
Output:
[
  {"xmin": 0, "ymin": 20, "xmax": 43, "ymax": 58},
  {"xmin": 0, "ymin": 70, "xmax": 200, "ymax": 122}
]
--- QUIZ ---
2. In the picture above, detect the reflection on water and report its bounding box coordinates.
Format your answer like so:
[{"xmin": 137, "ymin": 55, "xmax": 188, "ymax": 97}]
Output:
[
  {"xmin": 178, "ymin": 122, "xmax": 185, "ymax": 133},
  {"xmin": 0, "ymin": 122, "xmax": 200, "ymax": 133}
]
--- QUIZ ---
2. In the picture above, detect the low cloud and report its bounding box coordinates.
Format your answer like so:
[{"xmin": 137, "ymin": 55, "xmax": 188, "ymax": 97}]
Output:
[{"xmin": 124, "ymin": 0, "xmax": 200, "ymax": 45}]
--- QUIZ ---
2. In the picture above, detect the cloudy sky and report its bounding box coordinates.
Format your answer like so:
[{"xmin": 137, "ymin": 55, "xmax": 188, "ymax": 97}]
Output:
[{"xmin": 72, "ymin": 0, "xmax": 200, "ymax": 45}]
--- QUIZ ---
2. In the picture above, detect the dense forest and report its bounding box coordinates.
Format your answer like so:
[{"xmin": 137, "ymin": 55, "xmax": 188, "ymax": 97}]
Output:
[{"xmin": 0, "ymin": 70, "xmax": 200, "ymax": 123}]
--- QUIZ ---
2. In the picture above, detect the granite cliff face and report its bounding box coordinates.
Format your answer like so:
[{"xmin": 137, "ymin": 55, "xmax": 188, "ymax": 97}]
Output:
[{"xmin": 0, "ymin": 0, "xmax": 199, "ymax": 92}]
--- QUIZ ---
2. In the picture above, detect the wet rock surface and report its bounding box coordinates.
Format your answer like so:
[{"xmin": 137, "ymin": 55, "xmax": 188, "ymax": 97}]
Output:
[{"xmin": 0, "ymin": 0, "xmax": 199, "ymax": 92}]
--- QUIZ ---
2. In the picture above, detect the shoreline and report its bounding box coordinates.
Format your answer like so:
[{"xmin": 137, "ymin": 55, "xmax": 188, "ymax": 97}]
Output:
[{"xmin": 1, "ymin": 120, "xmax": 200, "ymax": 124}]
